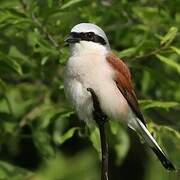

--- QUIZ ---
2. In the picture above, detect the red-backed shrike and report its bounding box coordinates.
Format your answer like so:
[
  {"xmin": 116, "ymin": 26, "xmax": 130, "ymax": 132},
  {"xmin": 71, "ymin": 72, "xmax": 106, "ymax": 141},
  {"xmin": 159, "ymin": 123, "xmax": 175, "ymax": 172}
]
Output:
[{"xmin": 64, "ymin": 23, "xmax": 175, "ymax": 171}]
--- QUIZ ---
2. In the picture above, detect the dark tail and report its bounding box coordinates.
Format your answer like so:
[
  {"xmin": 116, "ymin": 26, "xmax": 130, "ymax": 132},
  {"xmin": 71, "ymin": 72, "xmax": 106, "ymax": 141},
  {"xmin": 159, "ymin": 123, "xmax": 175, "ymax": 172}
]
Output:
[
  {"xmin": 135, "ymin": 118, "xmax": 176, "ymax": 171},
  {"xmin": 152, "ymin": 147, "xmax": 175, "ymax": 171}
]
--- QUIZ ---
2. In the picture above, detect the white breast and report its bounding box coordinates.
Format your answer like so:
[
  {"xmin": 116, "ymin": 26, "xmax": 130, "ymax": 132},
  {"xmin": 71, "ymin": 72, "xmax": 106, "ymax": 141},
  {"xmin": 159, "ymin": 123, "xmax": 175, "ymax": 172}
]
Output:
[{"xmin": 64, "ymin": 50, "xmax": 130, "ymax": 123}]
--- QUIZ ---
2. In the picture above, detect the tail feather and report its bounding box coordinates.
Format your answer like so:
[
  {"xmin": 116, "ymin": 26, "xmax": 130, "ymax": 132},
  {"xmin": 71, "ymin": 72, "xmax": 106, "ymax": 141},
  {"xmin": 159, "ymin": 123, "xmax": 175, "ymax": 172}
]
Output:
[
  {"xmin": 135, "ymin": 118, "xmax": 175, "ymax": 171},
  {"xmin": 151, "ymin": 147, "xmax": 175, "ymax": 171}
]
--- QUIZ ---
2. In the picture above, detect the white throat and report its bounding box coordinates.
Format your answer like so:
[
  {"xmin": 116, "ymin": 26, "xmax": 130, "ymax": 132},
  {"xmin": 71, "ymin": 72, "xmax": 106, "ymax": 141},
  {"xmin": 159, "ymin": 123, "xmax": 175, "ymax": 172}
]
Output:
[{"xmin": 70, "ymin": 41, "xmax": 110, "ymax": 56}]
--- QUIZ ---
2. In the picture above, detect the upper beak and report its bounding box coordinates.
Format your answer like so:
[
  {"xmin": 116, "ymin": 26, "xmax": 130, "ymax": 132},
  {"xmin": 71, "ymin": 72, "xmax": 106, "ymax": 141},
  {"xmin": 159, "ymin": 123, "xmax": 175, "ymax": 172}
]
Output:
[{"xmin": 65, "ymin": 33, "xmax": 80, "ymax": 44}]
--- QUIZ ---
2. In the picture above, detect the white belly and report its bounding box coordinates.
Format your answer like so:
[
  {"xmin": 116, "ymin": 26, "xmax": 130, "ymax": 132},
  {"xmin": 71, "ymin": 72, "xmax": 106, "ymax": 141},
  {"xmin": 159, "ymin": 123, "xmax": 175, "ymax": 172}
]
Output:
[{"xmin": 64, "ymin": 53, "xmax": 130, "ymax": 123}]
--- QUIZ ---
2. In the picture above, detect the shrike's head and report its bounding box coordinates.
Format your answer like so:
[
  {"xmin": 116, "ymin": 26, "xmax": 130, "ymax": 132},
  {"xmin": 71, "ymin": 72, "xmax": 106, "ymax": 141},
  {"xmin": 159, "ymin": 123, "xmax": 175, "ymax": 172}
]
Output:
[{"xmin": 65, "ymin": 23, "xmax": 110, "ymax": 54}]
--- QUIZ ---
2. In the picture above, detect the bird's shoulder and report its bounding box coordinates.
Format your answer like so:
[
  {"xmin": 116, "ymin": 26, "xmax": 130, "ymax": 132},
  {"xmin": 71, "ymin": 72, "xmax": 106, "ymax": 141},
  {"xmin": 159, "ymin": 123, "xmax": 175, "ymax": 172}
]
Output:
[{"xmin": 106, "ymin": 52, "xmax": 131, "ymax": 82}]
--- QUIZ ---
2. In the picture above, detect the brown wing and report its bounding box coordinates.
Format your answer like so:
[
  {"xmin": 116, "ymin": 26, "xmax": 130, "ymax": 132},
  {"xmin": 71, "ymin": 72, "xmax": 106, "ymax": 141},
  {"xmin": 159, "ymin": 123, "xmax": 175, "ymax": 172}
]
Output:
[{"xmin": 106, "ymin": 53, "xmax": 146, "ymax": 126}]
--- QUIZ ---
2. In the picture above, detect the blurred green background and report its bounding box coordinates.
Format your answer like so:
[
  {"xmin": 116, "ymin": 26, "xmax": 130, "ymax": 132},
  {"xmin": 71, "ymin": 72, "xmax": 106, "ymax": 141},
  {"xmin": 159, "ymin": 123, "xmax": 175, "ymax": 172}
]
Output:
[{"xmin": 0, "ymin": 0, "xmax": 179, "ymax": 180}]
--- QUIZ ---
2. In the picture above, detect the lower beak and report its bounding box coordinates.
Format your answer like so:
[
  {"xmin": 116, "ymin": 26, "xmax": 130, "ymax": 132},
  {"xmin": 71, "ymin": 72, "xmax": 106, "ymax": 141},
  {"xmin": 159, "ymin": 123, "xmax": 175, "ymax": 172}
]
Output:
[{"xmin": 65, "ymin": 34, "xmax": 80, "ymax": 44}]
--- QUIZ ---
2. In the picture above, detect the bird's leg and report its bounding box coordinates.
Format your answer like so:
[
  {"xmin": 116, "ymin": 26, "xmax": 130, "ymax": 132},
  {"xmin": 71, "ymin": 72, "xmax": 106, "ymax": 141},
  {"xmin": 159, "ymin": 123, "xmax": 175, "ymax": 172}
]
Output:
[{"xmin": 87, "ymin": 88, "xmax": 109, "ymax": 180}]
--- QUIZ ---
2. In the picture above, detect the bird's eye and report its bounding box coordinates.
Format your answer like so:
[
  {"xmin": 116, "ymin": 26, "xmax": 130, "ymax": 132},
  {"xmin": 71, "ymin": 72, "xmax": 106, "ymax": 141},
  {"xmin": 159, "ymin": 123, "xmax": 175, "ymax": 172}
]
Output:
[{"xmin": 86, "ymin": 32, "xmax": 94, "ymax": 39}]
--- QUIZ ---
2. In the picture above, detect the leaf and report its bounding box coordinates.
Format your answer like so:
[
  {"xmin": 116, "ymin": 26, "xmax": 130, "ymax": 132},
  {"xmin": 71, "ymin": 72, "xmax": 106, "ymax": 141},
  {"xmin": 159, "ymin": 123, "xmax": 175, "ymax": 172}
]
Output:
[
  {"xmin": 160, "ymin": 126, "xmax": 180, "ymax": 139},
  {"xmin": 60, "ymin": 0, "xmax": 83, "ymax": 9},
  {"xmin": 47, "ymin": 0, "xmax": 53, "ymax": 8},
  {"xmin": 8, "ymin": 46, "xmax": 29, "ymax": 63},
  {"xmin": 160, "ymin": 27, "xmax": 178, "ymax": 45},
  {"xmin": 2, "ymin": 121, "xmax": 17, "ymax": 134},
  {"xmin": 118, "ymin": 47, "xmax": 137, "ymax": 58},
  {"xmin": 115, "ymin": 130, "xmax": 130, "ymax": 165},
  {"xmin": 0, "ymin": 78, "xmax": 7, "ymax": 91},
  {"xmin": 34, "ymin": 152, "xmax": 98, "ymax": 180},
  {"xmin": 153, "ymin": 125, "xmax": 180, "ymax": 167},
  {"xmin": 0, "ymin": 52, "xmax": 23, "ymax": 75},
  {"xmin": 156, "ymin": 54, "xmax": 180, "ymax": 73},
  {"xmin": 144, "ymin": 124, "xmax": 180, "ymax": 180},
  {"xmin": 38, "ymin": 106, "xmax": 59, "ymax": 129},
  {"xmin": 171, "ymin": 46, "xmax": 180, "ymax": 55},
  {"xmin": 33, "ymin": 130, "xmax": 55, "ymax": 158},
  {"xmin": 132, "ymin": 7, "xmax": 159, "ymax": 25},
  {"xmin": 54, "ymin": 127, "xmax": 78, "ymax": 144},
  {"xmin": 41, "ymin": 56, "xmax": 49, "ymax": 66},
  {"xmin": 110, "ymin": 122, "xmax": 130, "ymax": 164},
  {"xmin": 5, "ymin": 8, "xmax": 27, "ymax": 18},
  {"xmin": 141, "ymin": 70, "xmax": 150, "ymax": 95},
  {"xmin": 89, "ymin": 127, "xmax": 101, "ymax": 157},
  {"xmin": 0, "ymin": 160, "xmax": 32, "ymax": 180},
  {"xmin": 139, "ymin": 100, "xmax": 179, "ymax": 110},
  {"xmin": 0, "ymin": 81, "xmax": 12, "ymax": 114},
  {"xmin": 6, "ymin": 58, "xmax": 23, "ymax": 75},
  {"xmin": 110, "ymin": 121, "xmax": 119, "ymax": 135}
]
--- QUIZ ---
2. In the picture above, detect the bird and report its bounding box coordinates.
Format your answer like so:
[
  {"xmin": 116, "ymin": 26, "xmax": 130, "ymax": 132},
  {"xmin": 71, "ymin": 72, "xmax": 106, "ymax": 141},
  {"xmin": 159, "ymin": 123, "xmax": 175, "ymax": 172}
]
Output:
[{"xmin": 64, "ymin": 23, "xmax": 175, "ymax": 171}]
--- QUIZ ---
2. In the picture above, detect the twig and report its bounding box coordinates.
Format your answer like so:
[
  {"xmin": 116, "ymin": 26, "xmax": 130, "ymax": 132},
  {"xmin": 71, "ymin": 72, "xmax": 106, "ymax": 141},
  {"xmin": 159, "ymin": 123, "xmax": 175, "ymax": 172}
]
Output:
[
  {"xmin": 131, "ymin": 44, "xmax": 169, "ymax": 61},
  {"xmin": 19, "ymin": 105, "xmax": 42, "ymax": 127},
  {"xmin": 87, "ymin": 88, "xmax": 109, "ymax": 180},
  {"xmin": 20, "ymin": 0, "xmax": 59, "ymax": 49},
  {"xmin": 31, "ymin": 13, "xmax": 59, "ymax": 48}
]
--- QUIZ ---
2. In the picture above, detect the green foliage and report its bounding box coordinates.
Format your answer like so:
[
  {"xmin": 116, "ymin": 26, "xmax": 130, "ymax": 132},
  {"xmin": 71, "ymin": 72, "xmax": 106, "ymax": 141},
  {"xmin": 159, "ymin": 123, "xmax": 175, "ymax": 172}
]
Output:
[
  {"xmin": 110, "ymin": 122, "xmax": 130, "ymax": 165},
  {"xmin": 140, "ymin": 100, "xmax": 179, "ymax": 110},
  {"xmin": 156, "ymin": 54, "xmax": 180, "ymax": 73},
  {"xmin": 33, "ymin": 151, "xmax": 99, "ymax": 180},
  {"xmin": 0, "ymin": 160, "xmax": 32, "ymax": 180},
  {"xmin": 89, "ymin": 125, "xmax": 101, "ymax": 158},
  {"xmin": 0, "ymin": 0, "xmax": 179, "ymax": 180},
  {"xmin": 160, "ymin": 27, "xmax": 178, "ymax": 46},
  {"xmin": 54, "ymin": 127, "xmax": 78, "ymax": 144}
]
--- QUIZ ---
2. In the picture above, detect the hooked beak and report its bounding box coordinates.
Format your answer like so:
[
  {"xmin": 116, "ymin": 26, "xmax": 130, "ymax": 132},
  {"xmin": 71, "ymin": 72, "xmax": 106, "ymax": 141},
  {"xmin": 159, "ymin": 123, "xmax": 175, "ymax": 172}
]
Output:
[{"xmin": 65, "ymin": 33, "xmax": 80, "ymax": 44}]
